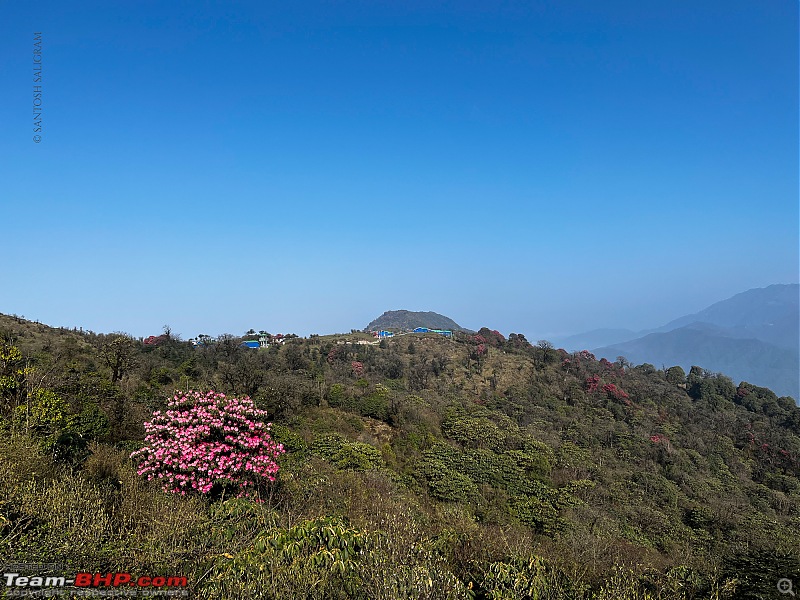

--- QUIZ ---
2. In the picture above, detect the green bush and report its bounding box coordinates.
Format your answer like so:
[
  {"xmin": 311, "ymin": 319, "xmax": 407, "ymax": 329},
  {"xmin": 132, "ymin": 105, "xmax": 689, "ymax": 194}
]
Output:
[
  {"xmin": 418, "ymin": 457, "xmax": 479, "ymax": 503},
  {"xmin": 311, "ymin": 434, "xmax": 384, "ymax": 471},
  {"xmin": 478, "ymin": 555, "xmax": 586, "ymax": 599}
]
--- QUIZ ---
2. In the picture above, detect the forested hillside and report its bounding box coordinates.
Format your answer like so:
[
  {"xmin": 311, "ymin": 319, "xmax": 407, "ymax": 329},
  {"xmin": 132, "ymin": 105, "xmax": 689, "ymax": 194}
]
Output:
[{"xmin": 2, "ymin": 314, "xmax": 799, "ymax": 599}]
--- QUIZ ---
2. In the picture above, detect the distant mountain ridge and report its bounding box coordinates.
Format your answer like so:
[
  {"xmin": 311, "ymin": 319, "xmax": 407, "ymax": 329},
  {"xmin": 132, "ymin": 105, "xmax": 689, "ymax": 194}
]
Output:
[
  {"xmin": 655, "ymin": 284, "xmax": 799, "ymax": 350},
  {"xmin": 551, "ymin": 328, "xmax": 638, "ymax": 352},
  {"xmin": 366, "ymin": 310, "xmax": 469, "ymax": 332},
  {"xmin": 590, "ymin": 284, "xmax": 799, "ymax": 399},
  {"xmin": 596, "ymin": 325, "xmax": 799, "ymax": 399}
]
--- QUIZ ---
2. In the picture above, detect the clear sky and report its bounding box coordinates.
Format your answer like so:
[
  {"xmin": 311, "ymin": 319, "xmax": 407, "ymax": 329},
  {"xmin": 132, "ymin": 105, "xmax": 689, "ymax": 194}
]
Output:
[{"xmin": 1, "ymin": 1, "xmax": 797, "ymax": 340}]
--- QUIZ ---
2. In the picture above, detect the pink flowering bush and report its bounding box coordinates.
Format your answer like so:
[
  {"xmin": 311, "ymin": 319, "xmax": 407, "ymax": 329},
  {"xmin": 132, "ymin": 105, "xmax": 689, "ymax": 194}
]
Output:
[
  {"xmin": 130, "ymin": 390, "xmax": 285, "ymax": 499},
  {"xmin": 602, "ymin": 383, "xmax": 629, "ymax": 400}
]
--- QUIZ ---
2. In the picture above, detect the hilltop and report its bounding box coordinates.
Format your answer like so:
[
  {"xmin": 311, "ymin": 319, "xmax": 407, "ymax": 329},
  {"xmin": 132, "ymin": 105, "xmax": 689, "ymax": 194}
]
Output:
[{"xmin": 365, "ymin": 309, "xmax": 470, "ymax": 332}]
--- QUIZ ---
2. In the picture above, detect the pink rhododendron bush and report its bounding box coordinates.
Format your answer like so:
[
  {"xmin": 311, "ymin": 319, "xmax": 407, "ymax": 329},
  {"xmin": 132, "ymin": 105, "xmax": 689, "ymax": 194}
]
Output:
[{"xmin": 130, "ymin": 390, "xmax": 284, "ymax": 499}]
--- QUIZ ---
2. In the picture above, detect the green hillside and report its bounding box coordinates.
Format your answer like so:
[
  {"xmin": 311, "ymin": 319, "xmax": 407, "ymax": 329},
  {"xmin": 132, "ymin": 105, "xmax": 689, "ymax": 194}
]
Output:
[{"xmin": 1, "ymin": 315, "xmax": 799, "ymax": 599}]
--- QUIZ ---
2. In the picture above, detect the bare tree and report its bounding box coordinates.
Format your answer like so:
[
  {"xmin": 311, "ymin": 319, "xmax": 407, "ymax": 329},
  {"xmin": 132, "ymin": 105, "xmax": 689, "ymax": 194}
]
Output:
[
  {"xmin": 536, "ymin": 339, "xmax": 555, "ymax": 365},
  {"xmin": 98, "ymin": 333, "xmax": 138, "ymax": 383}
]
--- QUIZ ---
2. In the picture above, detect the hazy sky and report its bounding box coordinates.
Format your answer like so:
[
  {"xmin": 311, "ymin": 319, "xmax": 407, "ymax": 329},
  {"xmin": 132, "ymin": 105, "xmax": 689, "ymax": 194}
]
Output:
[{"xmin": 1, "ymin": 1, "xmax": 797, "ymax": 340}]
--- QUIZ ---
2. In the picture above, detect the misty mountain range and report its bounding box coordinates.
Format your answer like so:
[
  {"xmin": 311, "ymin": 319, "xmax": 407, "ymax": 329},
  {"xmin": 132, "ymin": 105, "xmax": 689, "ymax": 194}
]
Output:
[{"xmin": 553, "ymin": 284, "xmax": 798, "ymax": 399}]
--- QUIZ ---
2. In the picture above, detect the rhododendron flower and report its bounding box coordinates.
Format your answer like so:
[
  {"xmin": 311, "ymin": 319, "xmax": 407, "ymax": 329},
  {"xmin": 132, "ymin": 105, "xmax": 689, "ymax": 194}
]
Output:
[
  {"xmin": 602, "ymin": 383, "xmax": 629, "ymax": 400},
  {"xmin": 585, "ymin": 375, "xmax": 601, "ymax": 393},
  {"xmin": 130, "ymin": 390, "xmax": 284, "ymax": 500}
]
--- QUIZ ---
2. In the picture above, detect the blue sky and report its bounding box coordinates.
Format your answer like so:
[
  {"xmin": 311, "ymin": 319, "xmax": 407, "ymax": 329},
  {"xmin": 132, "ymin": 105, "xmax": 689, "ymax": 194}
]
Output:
[{"xmin": 1, "ymin": 1, "xmax": 797, "ymax": 340}]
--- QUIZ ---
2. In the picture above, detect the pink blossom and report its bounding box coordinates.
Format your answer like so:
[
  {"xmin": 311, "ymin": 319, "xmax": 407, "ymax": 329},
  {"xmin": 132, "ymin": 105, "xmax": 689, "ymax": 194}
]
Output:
[{"xmin": 130, "ymin": 390, "xmax": 285, "ymax": 500}]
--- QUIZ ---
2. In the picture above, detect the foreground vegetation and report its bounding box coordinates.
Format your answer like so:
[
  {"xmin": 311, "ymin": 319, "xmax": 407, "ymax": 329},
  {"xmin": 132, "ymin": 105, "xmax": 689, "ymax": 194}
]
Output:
[{"xmin": 1, "ymin": 314, "xmax": 799, "ymax": 598}]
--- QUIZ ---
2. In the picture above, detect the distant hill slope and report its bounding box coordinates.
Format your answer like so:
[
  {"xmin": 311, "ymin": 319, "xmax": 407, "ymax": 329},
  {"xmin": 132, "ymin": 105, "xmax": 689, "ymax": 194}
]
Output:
[
  {"xmin": 656, "ymin": 283, "xmax": 799, "ymax": 350},
  {"xmin": 595, "ymin": 323, "xmax": 799, "ymax": 399},
  {"xmin": 366, "ymin": 310, "xmax": 468, "ymax": 332},
  {"xmin": 551, "ymin": 328, "xmax": 638, "ymax": 352},
  {"xmin": 570, "ymin": 284, "xmax": 800, "ymax": 400}
]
